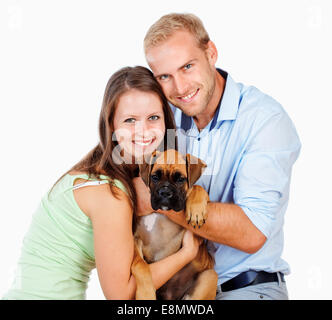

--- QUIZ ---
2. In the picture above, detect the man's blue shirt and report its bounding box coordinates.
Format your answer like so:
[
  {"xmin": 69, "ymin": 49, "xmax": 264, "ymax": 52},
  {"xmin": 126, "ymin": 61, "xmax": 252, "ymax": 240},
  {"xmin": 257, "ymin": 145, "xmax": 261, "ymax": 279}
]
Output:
[{"xmin": 170, "ymin": 69, "xmax": 301, "ymax": 285}]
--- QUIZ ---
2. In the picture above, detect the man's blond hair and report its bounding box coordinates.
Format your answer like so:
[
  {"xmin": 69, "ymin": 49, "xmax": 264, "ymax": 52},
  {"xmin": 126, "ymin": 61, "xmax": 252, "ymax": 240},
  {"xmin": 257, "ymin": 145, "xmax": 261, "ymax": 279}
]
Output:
[{"xmin": 144, "ymin": 13, "xmax": 210, "ymax": 52}]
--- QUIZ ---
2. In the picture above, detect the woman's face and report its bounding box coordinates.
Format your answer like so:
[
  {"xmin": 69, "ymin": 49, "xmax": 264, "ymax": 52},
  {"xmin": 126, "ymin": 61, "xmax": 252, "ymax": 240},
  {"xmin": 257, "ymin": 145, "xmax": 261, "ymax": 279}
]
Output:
[{"xmin": 113, "ymin": 89, "xmax": 165, "ymax": 162}]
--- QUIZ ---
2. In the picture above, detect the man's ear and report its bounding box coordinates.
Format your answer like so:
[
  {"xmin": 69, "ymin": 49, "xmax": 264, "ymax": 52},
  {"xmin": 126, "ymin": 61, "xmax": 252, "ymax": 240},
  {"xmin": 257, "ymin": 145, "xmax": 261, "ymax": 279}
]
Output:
[
  {"xmin": 138, "ymin": 151, "xmax": 159, "ymax": 187},
  {"xmin": 186, "ymin": 154, "xmax": 207, "ymax": 189},
  {"xmin": 205, "ymin": 40, "xmax": 218, "ymax": 66}
]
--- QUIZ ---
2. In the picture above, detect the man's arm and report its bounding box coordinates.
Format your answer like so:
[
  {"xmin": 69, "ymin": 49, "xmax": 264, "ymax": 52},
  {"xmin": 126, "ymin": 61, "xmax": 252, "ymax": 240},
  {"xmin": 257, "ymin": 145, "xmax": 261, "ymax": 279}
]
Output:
[
  {"xmin": 157, "ymin": 202, "xmax": 266, "ymax": 254},
  {"xmin": 134, "ymin": 104, "xmax": 301, "ymax": 255},
  {"xmin": 133, "ymin": 174, "xmax": 266, "ymax": 254},
  {"xmin": 164, "ymin": 107, "xmax": 300, "ymax": 254}
]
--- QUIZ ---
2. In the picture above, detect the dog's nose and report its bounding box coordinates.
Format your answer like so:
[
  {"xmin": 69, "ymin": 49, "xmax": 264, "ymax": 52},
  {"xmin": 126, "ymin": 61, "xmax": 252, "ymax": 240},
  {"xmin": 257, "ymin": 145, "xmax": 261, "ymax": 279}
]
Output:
[{"xmin": 158, "ymin": 186, "xmax": 173, "ymax": 199}]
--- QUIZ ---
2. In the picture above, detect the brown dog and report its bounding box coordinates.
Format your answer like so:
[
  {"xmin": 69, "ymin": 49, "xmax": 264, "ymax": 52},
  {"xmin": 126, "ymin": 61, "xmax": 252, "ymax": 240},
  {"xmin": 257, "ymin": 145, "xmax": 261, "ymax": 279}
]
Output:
[{"xmin": 131, "ymin": 149, "xmax": 218, "ymax": 300}]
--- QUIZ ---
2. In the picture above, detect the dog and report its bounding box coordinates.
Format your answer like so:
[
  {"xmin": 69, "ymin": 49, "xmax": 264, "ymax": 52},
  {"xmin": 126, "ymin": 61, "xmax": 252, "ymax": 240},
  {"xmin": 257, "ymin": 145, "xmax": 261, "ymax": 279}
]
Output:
[{"xmin": 131, "ymin": 149, "xmax": 218, "ymax": 300}]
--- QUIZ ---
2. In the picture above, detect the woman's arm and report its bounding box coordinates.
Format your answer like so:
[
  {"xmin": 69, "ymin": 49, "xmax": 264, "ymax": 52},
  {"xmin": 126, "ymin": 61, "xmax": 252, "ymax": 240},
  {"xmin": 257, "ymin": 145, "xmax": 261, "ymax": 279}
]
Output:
[
  {"xmin": 76, "ymin": 184, "xmax": 199, "ymax": 300},
  {"xmin": 145, "ymin": 229, "xmax": 200, "ymax": 292}
]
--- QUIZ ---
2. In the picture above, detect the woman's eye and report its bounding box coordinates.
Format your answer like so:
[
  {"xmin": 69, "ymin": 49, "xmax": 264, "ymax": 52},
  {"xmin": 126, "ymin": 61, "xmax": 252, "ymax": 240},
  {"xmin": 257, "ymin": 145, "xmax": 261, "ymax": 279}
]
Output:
[
  {"xmin": 124, "ymin": 118, "xmax": 135, "ymax": 123},
  {"xmin": 149, "ymin": 115, "xmax": 160, "ymax": 121}
]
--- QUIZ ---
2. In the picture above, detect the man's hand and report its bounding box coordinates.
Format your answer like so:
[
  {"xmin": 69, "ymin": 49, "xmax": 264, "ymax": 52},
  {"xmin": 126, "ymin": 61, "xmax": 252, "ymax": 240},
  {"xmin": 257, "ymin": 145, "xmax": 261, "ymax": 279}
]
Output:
[{"xmin": 132, "ymin": 177, "xmax": 154, "ymax": 216}]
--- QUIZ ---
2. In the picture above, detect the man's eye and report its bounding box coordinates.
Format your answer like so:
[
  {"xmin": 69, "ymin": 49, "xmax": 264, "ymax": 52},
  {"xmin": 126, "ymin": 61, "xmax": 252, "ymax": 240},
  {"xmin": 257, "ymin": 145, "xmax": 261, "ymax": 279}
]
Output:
[
  {"xmin": 159, "ymin": 75, "xmax": 169, "ymax": 81},
  {"xmin": 124, "ymin": 118, "xmax": 135, "ymax": 123},
  {"xmin": 184, "ymin": 64, "xmax": 192, "ymax": 70},
  {"xmin": 149, "ymin": 115, "xmax": 160, "ymax": 121}
]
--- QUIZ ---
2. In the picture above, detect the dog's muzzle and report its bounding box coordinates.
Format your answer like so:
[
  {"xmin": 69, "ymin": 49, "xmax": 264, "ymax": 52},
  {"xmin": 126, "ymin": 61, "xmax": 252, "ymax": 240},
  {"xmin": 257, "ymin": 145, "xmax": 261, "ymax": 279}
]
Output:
[
  {"xmin": 151, "ymin": 183, "xmax": 186, "ymax": 212},
  {"xmin": 158, "ymin": 186, "xmax": 173, "ymax": 199}
]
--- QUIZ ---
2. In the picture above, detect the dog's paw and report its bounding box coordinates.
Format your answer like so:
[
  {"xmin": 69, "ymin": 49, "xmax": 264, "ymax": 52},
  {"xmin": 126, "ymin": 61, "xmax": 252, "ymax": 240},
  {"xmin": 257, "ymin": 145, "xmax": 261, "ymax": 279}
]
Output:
[
  {"xmin": 185, "ymin": 201, "xmax": 208, "ymax": 228},
  {"xmin": 185, "ymin": 185, "xmax": 209, "ymax": 228}
]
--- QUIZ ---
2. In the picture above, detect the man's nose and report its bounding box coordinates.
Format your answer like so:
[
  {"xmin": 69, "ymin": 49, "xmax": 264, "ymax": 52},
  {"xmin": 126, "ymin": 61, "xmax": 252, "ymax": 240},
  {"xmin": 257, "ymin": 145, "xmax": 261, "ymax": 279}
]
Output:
[{"xmin": 173, "ymin": 75, "xmax": 189, "ymax": 96}]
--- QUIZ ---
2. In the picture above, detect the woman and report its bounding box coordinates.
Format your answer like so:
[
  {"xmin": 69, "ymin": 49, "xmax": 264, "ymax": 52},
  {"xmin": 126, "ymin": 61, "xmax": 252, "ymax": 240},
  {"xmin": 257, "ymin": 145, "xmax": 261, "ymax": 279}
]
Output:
[{"xmin": 2, "ymin": 66, "xmax": 201, "ymax": 300}]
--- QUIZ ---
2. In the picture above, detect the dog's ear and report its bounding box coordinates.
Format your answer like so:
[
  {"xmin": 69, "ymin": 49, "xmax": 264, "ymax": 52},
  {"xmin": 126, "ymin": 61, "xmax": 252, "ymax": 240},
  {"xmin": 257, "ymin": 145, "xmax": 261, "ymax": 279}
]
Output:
[
  {"xmin": 138, "ymin": 162, "xmax": 152, "ymax": 187},
  {"xmin": 186, "ymin": 154, "xmax": 207, "ymax": 189},
  {"xmin": 138, "ymin": 151, "xmax": 159, "ymax": 187}
]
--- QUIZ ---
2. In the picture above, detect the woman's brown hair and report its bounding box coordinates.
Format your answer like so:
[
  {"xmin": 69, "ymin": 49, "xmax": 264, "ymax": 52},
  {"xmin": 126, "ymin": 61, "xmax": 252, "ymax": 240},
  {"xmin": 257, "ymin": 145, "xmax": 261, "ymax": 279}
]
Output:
[{"xmin": 49, "ymin": 66, "xmax": 176, "ymax": 219}]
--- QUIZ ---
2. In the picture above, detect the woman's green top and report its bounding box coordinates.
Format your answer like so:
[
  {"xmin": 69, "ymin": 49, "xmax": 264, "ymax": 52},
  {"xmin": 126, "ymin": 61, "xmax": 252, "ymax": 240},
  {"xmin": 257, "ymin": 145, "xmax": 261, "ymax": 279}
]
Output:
[{"xmin": 2, "ymin": 173, "xmax": 127, "ymax": 300}]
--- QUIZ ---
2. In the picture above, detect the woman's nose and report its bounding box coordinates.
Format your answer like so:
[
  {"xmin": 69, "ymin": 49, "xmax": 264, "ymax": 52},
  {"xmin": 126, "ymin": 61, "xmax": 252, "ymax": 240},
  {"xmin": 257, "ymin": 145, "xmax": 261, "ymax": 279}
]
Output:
[{"xmin": 134, "ymin": 120, "xmax": 149, "ymax": 135}]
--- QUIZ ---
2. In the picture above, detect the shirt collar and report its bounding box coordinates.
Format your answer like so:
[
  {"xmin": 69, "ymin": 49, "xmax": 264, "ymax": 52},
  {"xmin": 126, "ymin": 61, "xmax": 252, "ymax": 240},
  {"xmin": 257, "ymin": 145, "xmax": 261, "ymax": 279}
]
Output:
[{"xmin": 180, "ymin": 68, "xmax": 240, "ymax": 132}]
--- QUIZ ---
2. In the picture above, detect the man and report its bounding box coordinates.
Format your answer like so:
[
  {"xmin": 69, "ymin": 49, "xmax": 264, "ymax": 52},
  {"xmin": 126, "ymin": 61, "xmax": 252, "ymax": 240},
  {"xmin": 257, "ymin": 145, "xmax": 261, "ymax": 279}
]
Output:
[{"xmin": 136, "ymin": 13, "xmax": 301, "ymax": 300}]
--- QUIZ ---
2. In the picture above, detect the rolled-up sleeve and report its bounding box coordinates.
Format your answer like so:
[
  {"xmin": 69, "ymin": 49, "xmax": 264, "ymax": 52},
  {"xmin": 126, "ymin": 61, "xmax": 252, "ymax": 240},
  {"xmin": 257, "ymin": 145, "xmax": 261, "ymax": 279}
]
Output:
[{"xmin": 233, "ymin": 107, "xmax": 301, "ymax": 238}]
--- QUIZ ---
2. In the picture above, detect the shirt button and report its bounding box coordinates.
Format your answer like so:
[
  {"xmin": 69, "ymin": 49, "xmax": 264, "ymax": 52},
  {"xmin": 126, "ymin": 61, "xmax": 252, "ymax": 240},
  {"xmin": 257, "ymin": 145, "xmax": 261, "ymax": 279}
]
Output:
[{"xmin": 197, "ymin": 137, "xmax": 201, "ymax": 141}]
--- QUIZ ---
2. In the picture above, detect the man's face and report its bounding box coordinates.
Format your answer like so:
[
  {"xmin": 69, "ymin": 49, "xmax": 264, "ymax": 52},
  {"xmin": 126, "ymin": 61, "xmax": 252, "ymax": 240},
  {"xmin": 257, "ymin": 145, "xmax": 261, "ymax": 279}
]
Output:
[{"xmin": 146, "ymin": 30, "xmax": 217, "ymax": 118}]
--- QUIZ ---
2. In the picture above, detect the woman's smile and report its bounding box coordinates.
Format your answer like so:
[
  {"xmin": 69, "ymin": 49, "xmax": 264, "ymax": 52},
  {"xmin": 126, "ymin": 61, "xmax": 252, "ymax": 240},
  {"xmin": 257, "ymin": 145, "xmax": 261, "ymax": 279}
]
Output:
[
  {"xmin": 113, "ymin": 88, "xmax": 165, "ymax": 160},
  {"xmin": 133, "ymin": 137, "xmax": 156, "ymax": 147}
]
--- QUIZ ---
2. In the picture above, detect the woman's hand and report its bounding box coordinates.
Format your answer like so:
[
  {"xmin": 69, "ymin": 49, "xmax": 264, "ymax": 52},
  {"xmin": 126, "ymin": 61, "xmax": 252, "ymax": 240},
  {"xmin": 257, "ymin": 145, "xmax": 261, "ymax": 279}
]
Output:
[
  {"xmin": 132, "ymin": 177, "xmax": 154, "ymax": 216},
  {"xmin": 180, "ymin": 229, "xmax": 203, "ymax": 260}
]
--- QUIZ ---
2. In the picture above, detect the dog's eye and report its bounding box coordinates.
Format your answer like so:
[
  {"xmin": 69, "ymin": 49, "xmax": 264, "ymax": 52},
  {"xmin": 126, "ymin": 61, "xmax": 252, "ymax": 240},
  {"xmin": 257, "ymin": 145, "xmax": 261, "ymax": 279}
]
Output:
[
  {"xmin": 151, "ymin": 174, "xmax": 159, "ymax": 183},
  {"xmin": 173, "ymin": 172, "xmax": 186, "ymax": 184},
  {"xmin": 177, "ymin": 177, "xmax": 186, "ymax": 184}
]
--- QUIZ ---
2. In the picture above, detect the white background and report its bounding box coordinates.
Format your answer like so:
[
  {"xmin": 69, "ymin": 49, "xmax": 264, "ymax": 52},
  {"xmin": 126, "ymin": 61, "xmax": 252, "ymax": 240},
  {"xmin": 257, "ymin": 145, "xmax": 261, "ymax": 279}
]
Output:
[{"xmin": 0, "ymin": 0, "xmax": 331, "ymax": 300}]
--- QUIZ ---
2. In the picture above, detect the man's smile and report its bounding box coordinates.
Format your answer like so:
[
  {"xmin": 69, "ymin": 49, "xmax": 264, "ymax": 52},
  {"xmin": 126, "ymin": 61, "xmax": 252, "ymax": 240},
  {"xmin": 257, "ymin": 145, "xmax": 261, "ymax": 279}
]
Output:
[{"xmin": 176, "ymin": 88, "xmax": 199, "ymax": 103}]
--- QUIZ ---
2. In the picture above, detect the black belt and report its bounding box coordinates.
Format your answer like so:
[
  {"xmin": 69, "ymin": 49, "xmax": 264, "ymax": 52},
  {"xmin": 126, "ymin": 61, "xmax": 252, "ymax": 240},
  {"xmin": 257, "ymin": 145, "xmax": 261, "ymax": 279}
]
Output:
[{"xmin": 220, "ymin": 271, "xmax": 285, "ymax": 292}]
